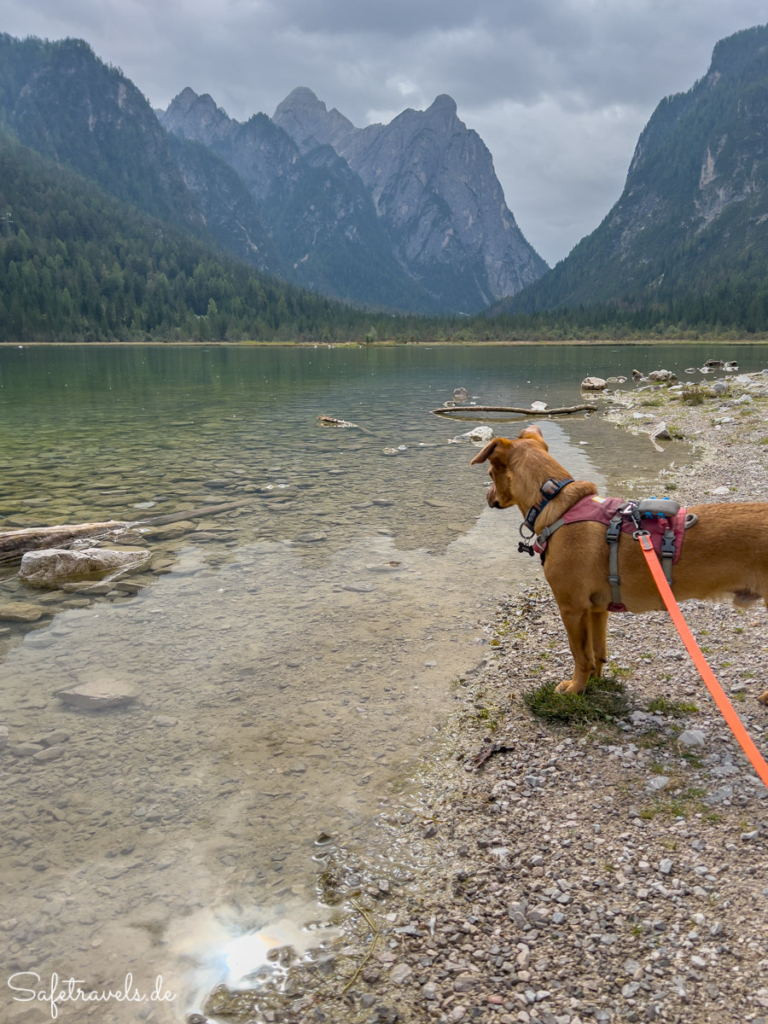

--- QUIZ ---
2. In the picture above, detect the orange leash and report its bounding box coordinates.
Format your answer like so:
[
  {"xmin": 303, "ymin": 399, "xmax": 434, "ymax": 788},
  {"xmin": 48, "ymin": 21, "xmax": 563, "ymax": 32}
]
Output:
[{"xmin": 635, "ymin": 532, "xmax": 768, "ymax": 790}]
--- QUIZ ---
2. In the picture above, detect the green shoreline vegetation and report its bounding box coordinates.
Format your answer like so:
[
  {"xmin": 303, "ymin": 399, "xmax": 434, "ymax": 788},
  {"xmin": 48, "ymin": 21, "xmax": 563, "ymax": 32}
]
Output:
[{"xmin": 3, "ymin": 130, "xmax": 768, "ymax": 346}]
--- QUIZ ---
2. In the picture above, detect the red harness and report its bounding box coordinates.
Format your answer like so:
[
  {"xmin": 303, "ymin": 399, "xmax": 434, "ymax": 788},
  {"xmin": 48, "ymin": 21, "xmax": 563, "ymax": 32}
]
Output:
[{"xmin": 533, "ymin": 495, "xmax": 690, "ymax": 612}]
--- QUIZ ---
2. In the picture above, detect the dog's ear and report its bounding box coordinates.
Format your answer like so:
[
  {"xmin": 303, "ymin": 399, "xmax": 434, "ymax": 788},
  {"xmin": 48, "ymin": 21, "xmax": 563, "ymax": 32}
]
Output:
[
  {"xmin": 517, "ymin": 425, "xmax": 549, "ymax": 451},
  {"xmin": 470, "ymin": 437, "xmax": 511, "ymax": 465}
]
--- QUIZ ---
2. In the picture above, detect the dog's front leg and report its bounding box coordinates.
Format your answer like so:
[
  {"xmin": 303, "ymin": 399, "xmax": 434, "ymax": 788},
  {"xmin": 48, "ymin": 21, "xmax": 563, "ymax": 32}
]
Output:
[
  {"xmin": 590, "ymin": 609, "xmax": 608, "ymax": 679},
  {"xmin": 556, "ymin": 605, "xmax": 594, "ymax": 695}
]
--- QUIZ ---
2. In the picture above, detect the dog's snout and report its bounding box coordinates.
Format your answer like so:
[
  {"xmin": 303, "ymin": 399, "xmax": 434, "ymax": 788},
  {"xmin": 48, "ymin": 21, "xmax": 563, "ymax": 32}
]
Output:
[{"xmin": 485, "ymin": 481, "xmax": 501, "ymax": 509}]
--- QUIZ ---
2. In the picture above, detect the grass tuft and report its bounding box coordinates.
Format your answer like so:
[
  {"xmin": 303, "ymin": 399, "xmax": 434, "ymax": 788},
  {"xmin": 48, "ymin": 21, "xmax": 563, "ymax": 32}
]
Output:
[
  {"xmin": 646, "ymin": 697, "xmax": 699, "ymax": 717},
  {"xmin": 680, "ymin": 387, "xmax": 709, "ymax": 406},
  {"xmin": 523, "ymin": 676, "xmax": 631, "ymax": 725}
]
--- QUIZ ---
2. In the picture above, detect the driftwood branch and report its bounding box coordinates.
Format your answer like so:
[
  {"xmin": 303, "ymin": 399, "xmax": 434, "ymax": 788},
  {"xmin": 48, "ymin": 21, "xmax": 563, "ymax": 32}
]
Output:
[
  {"xmin": 318, "ymin": 415, "xmax": 374, "ymax": 435},
  {"xmin": 0, "ymin": 499, "xmax": 250, "ymax": 566},
  {"xmin": 431, "ymin": 403, "xmax": 597, "ymax": 417}
]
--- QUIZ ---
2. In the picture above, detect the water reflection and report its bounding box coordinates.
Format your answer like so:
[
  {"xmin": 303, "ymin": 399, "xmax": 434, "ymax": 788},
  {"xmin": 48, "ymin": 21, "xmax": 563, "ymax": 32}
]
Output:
[{"xmin": 168, "ymin": 903, "xmax": 337, "ymax": 1011}]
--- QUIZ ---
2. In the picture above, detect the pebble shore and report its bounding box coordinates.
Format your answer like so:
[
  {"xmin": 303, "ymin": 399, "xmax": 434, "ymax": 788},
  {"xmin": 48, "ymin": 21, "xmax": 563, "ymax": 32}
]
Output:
[{"xmin": 255, "ymin": 368, "xmax": 768, "ymax": 1024}]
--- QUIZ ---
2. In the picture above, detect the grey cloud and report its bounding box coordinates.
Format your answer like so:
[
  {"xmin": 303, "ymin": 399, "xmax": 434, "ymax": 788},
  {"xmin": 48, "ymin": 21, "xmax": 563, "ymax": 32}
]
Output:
[{"xmin": 2, "ymin": 0, "xmax": 767, "ymax": 262}]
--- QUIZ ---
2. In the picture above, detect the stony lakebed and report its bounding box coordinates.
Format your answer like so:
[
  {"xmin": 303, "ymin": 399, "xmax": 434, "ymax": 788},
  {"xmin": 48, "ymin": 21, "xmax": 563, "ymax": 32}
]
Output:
[{"xmin": 225, "ymin": 365, "xmax": 768, "ymax": 1024}]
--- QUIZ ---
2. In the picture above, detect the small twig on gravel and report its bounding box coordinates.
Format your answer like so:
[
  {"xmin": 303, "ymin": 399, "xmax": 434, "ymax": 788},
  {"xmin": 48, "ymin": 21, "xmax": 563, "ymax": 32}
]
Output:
[
  {"xmin": 341, "ymin": 899, "xmax": 380, "ymax": 995},
  {"xmin": 471, "ymin": 741, "xmax": 515, "ymax": 770}
]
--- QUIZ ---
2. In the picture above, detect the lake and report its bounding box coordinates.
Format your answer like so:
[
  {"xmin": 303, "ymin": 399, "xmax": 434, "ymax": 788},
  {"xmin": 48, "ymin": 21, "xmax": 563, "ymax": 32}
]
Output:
[{"xmin": 0, "ymin": 342, "xmax": 763, "ymax": 1021}]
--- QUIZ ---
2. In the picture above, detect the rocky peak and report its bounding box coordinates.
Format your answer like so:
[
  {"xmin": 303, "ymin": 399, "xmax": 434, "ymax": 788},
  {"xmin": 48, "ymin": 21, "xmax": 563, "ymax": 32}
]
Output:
[
  {"xmin": 425, "ymin": 93, "xmax": 459, "ymax": 124},
  {"xmin": 275, "ymin": 86, "xmax": 324, "ymax": 115},
  {"xmin": 709, "ymin": 24, "xmax": 768, "ymax": 79},
  {"xmin": 335, "ymin": 95, "xmax": 547, "ymax": 307},
  {"xmin": 273, "ymin": 86, "xmax": 355, "ymax": 153},
  {"xmin": 161, "ymin": 88, "xmax": 233, "ymax": 149},
  {"xmin": 0, "ymin": 33, "xmax": 197, "ymax": 229},
  {"xmin": 169, "ymin": 86, "xmax": 199, "ymax": 116},
  {"xmin": 506, "ymin": 23, "xmax": 768, "ymax": 314}
]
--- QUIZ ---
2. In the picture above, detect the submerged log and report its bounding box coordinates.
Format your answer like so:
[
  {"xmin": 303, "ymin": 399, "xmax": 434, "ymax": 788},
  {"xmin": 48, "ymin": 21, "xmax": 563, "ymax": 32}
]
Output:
[
  {"xmin": 0, "ymin": 499, "xmax": 251, "ymax": 566},
  {"xmin": 431, "ymin": 403, "xmax": 597, "ymax": 417},
  {"xmin": 0, "ymin": 522, "xmax": 126, "ymax": 565}
]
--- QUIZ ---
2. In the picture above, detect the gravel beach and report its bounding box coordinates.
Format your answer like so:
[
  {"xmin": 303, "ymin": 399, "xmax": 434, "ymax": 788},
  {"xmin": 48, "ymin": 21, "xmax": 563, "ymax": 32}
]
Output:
[{"xmin": 219, "ymin": 367, "xmax": 768, "ymax": 1024}]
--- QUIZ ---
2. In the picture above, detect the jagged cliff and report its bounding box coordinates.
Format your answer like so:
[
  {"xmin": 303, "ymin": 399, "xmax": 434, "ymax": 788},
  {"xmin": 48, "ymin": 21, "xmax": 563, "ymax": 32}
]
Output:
[
  {"xmin": 504, "ymin": 24, "xmax": 768, "ymax": 314},
  {"xmin": 273, "ymin": 89, "xmax": 547, "ymax": 311},
  {"xmin": 166, "ymin": 134, "xmax": 282, "ymax": 274}
]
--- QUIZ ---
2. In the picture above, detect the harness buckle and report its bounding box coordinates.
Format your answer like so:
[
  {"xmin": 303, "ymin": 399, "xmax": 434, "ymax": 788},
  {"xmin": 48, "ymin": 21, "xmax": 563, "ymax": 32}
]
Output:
[
  {"xmin": 524, "ymin": 477, "xmax": 574, "ymax": 531},
  {"xmin": 605, "ymin": 517, "xmax": 622, "ymax": 544},
  {"xmin": 540, "ymin": 478, "xmax": 565, "ymax": 498}
]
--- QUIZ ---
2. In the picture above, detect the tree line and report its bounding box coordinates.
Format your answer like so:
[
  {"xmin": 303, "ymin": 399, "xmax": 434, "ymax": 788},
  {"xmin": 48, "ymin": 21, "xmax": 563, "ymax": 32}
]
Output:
[{"xmin": 2, "ymin": 130, "xmax": 768, "ymax": 344}]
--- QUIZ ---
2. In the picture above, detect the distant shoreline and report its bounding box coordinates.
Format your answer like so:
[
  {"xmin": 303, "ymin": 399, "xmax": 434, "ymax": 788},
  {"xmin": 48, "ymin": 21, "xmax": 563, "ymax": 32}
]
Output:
[{"xmin": 3, "ymin": 339, "xmax": 768, "ymax": 348}]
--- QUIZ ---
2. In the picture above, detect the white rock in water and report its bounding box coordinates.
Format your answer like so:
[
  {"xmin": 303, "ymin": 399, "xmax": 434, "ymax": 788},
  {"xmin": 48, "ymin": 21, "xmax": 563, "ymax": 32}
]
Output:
[
  {"xmin": 18, "ymin": 547, "xmax": 150, "ymax": 586},
  {"xmin": 651, "ymin": 421, "xmax": 672, "ymax": 440},
  {"xmin": 453, "ymin": 426, "xmax": 494, "ymax": 444},
  {"xmin": 56, "ymin": 673, "xmax": 138, "ymax": 710},
  {"xmin": 452, "ymin": 387, "xmax": 469, "ymax": 402},
  {"xmin": 648, "ymin": 369, "xmax": 678, "ymax": 383},
  {"xmin": 581, "ymin": 376, "xmax": 607, "ymax": 391},
  {"xmin": 530, "ymin": 401, "xmax": 548, "ymax": 411}
]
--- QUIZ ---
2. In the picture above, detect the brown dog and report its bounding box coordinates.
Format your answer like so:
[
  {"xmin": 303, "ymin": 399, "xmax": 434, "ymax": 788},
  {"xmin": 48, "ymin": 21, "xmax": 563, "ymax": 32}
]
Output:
[{"xmin": 472, "ymin": 425, "xmax": 768, "ymax": 704}]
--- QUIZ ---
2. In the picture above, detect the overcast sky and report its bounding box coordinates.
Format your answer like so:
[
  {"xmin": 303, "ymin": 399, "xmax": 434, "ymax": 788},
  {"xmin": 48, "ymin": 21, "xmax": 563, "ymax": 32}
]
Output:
[{"xmin": 3, "ymin": 1, "xmax": 767, "ymax": 265}]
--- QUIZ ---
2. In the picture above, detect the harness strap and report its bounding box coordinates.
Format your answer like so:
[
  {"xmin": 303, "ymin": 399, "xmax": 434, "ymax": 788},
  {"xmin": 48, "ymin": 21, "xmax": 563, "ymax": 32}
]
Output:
[
  {"xmin": 535, "ymin": 499, "xmax": 692, "ymax": 610},
  {"xmin": 605, "ymin": 514, "xmax": 624, "ymax": 610},
  {"xmin": 536, "ymin": 517, "xmax": 565, "ymax": 546}
]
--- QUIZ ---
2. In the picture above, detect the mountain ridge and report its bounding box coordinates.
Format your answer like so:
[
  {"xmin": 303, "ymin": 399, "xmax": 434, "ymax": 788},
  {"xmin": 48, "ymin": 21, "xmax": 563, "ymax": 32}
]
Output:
[
  {"xmin": 502, "ymin": 23, "xmax": 768, "ymax": 316},
  {"xmin": 161, "ymin": 88, "xmax": 440, "ymax": 311}
]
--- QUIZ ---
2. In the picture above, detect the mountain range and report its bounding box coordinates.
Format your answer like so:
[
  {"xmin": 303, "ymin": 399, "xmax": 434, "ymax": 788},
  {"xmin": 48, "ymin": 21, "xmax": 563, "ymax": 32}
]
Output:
[
  {"xmin": 159, "ymin": 85, "xmax": 547, "ymax": 311},
  {"xmin": 2, "ymin": 23, "xmax": 768, "ymax": 337},
  {"xmin": 0, "ymin": 31, "xmax": 547, "ymax": 315}
]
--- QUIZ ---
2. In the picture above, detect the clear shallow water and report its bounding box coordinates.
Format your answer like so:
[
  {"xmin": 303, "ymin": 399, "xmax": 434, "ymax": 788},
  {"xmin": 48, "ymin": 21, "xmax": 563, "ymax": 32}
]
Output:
[{"xmin": 0, "ymin": 342, "xmax": 764, "ymax": 1022}]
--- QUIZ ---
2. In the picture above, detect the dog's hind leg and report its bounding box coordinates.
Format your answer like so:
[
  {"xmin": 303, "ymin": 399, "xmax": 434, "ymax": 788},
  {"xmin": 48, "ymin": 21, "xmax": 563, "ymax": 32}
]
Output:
[{"xmin": 555, "ymin": 606, "xmax": 594, "ymax": 695}]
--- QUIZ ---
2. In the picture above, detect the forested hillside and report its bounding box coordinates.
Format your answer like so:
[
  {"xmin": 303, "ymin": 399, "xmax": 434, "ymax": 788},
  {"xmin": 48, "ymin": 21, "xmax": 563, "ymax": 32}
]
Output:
[{"xmin": 0, "ymin": 133, "xmax": 376, "ymax": 341}]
